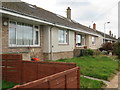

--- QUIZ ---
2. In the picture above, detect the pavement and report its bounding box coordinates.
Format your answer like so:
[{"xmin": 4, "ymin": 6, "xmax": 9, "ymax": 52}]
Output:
[
  {"xmin": 106, "ymin": 73, "xmax": 119, "ymax": 89},
  {"xmin": 82, "ymin": 72, "xmax": 120, "ymax": 89}
]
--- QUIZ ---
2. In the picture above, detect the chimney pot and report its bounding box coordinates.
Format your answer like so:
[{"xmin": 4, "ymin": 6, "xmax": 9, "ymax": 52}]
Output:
[
  {"xmin": 114, "ymin": 35, "xmax": 116, "ymax": 38},
  {"xmin": 93, "ymin": 23, "xmax": 96, "ymax": 30},
  {"xmin": 67, "ymin": 7, "xmax": 71, "ymax": 19},
  {"xmin": 109, "ymin": 30, "xmax": 112, "ymax": 36},
  {"xmin": 112, "ymin": 34, "xmax": 113, "ymax": 37}
]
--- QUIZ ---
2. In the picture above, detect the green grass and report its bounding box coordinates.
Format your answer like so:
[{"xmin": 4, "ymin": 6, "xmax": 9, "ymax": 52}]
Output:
[
  {"xmin": 56, "ymin": 55, "xmax": 119, "ymax": 80},
  {"xmin": 2, "ymin": 80, "xmax": 18, "ymax": 89},
  {"xmin": 80, "ymin": 76, "xmax": 106, "ymax": 88}
]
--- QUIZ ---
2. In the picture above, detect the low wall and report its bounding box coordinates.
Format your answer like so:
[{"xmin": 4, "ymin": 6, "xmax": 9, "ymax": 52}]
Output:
[{"xmin": 44, "ymin": 51, "xmax": 74, "ymax": 60}]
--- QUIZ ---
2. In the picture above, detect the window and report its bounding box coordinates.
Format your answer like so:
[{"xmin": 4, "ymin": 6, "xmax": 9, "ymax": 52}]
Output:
[
  {"xmin": 76, "ymin": 34, "xmax": 85, "ymax": 47},
  {"xmin": 92, "ymin": 36, "xmax": 96, "ymax": 45},
  {"xmin": 58, "ymin": 30, "xmax": 68, "ymax": 44},
  {"xmin": 9, "ymin": 21, "xmax": 40, "ymax": 47}
]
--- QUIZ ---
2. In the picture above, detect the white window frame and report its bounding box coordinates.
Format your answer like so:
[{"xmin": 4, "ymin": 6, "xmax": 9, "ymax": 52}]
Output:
[
  {"xmin": 8, "ymin": 20, "xmax": 40, "ymax": 47},
  {"xmin": 58, "ymin": 29, "xmax": 69, "ymax": 44},
  {"xmin": 92, "ymin": 36, "xmax": 96, "ymax": 45},
  {"xmin": 76, "ymin": 34, "xmax": 85, "ymax": 47}
]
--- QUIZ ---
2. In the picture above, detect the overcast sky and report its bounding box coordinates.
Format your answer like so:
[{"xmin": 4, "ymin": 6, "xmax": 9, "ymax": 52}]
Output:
[{"xmin": 21, "ymin": 0, "xmax": 119, "ymax": 38}]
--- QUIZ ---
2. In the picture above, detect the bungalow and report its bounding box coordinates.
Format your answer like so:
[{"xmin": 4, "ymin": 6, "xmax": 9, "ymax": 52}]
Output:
[{"xmin": 0, "ymin": 2, "xmax": 117, "ymax": 60}]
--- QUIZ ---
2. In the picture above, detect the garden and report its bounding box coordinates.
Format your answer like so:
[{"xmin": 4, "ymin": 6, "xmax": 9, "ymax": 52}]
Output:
[
  {"xmin": 54, "ymin": 41, "xmax": 120, "ymax": 88},
  {"xmin": 2, "ymin": 42, "xmax": 120, "ymax": 89},
  {"xmin": 56, "ymin": 55, "xmax": 119, "ymax": 88}
]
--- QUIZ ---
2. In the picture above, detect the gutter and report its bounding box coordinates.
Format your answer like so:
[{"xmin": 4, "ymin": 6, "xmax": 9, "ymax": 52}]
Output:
[
  {"xmin": 105, "ymin": 38, "xmax": 117, "ymax": 42},
  {"xmin": 0, "ymin": 8, "xmax": 100, "ymax": 37}
]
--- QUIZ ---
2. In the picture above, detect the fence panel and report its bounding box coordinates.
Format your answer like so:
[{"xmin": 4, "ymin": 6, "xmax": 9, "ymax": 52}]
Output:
[
  {"xmin": 2, "ymin": 54, "xmax": 22, "ymax": 83},
  {"xmin": 22, "ymin": 62, "xmax": 38, "ymax": 83},
  {"xmin": 10, "ymin": 67, "xmax": 80, "ymax": 89}
]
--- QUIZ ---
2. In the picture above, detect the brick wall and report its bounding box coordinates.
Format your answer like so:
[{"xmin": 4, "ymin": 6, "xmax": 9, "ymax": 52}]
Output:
[{"xmin": 2, "ymin": 18, "xmax": 44, "ymax": 60}]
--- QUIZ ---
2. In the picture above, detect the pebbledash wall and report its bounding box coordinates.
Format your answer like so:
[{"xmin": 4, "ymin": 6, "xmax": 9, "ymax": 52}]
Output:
[
  {"xmin": 43, "ymin": 26, "xmax": 74, "ymax": 60},
  {"xmin": 2, "ymin": 17, "xmax": 74, "ymax": 61}
]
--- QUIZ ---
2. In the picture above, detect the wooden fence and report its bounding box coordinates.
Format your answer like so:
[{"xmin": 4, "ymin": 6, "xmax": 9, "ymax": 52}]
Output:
[
  {"xmin": 10, "ymin": 67, "xmax": 80, "ymax": 89},
  {"xmin": 2, "ymin": 54, "xmax": 78, "ymax": 84},
  {"xmin": 2, "ymin": 54, "xmax": 23, "ymax": 83}
]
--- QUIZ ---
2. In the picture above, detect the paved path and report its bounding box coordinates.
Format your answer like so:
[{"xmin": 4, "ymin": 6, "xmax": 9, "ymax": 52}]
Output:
[
  {"xmin": 81, "ymin": 75, "xmax": 109, "ymax": 84},
  {"xmin": 82, "ymin": 72, "xmax": 119, "ymax": 89},
  {"xmin": 106, "ymin": 73, "xmax": 119, "ymax": 88}
]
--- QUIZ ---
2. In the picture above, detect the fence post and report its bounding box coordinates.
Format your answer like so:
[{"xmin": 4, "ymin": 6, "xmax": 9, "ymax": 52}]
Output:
[
  {"xmin": 4, "ymin": 55, "xmax": 7, "ymax": 81},
  {"xmin": 20, "ymin": 61, "xmax": 23, "ymax": 83},
  {"xmin": 65, "ymin": 74, "xmax": 67, "ymax": 89},
  {"xmin": 77, "ymin": 67, "xmax": 80, "ymax": 89}
]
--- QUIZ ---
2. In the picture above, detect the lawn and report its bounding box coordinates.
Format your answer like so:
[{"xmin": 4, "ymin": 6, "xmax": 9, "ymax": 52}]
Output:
[
  {"xmin": 2, "ymin": 80, "xmax": 18, "ymax": 90},
  {"xmin": 56, "ymin": 55, "xmax": 119, "ymax": 80},
  {"xmin": 80, "ymin": 76, "xmax": 106, "ymax": 88}
]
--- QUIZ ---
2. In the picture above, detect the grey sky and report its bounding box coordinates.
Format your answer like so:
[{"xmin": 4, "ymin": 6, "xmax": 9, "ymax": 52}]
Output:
[{"xmin": 22, "ymin": 0, "xmax": 119, "ymax": 38}]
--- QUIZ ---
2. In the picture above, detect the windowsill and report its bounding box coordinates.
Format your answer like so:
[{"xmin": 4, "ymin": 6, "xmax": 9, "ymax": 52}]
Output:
[
  {"xmin": 58, "ymin": 43, "xmax": 68, "ymax": 45},
  {"xmin": 9, "ymin": 45, "xmax": 41, "ymax": 48},
  {"xmin": 76, "ymin": 45, "xmax": 85, "ymax": 48},
  {"xmin": 92, "ymin": 44, "xmax": 96, "ymax": 46}
]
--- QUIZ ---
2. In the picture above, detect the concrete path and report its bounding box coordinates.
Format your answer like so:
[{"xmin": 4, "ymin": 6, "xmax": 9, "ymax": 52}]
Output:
[
  {"xmin": 106, "ymin": 73, "xmax": 119, "ymax": 88},
  {"xmin": 82, "ymin": 72, "xmax": 119, "ymax": 89},
  {"xmin": 81, "ymin": 75, "xmax": 109, "ymax": 84}
]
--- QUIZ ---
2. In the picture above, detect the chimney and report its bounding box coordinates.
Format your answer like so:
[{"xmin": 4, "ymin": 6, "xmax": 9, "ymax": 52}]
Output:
[
  {"xmin": 112, "ymin": 34, "xmax": 113, "ymax": 37},
  {"xmin": 114, "ymin": 35, "xmax": 116, "ymax": 38},
  {"xmin": 67, "ymin": 7, "xmax": 71, "ymax": 19},
  {"xmin": 109, "ymin": 30, "xmax": 112, "ymax": 36},
  {"xmin": 93, "ymin": 23, "xmax": 96, "ymax": 30}
]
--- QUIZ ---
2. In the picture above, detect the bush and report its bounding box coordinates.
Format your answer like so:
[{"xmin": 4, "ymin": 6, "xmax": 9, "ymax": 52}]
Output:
[
  {"xmin": 99, "ymin": 42, "xmax": 113, "ymax": 52},
  {"xmin": 93, "ymin": 50, "xmax": 102, "ymax": 55},
  {"xmin": 101, "ymin": 50, "xmax": 108, "ymax": 55},
  {"xmin": 113, "ymin": 42, "xmax": 120, "ymax": 59},
  {"xmin": 80, "ymin": 49, "xmax": 94, "ymax": 56}
]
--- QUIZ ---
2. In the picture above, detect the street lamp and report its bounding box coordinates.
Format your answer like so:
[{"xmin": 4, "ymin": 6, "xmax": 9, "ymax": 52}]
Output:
[{"xmin": 103, "ymin": 22, "xmax": 110, "ymax": 43}]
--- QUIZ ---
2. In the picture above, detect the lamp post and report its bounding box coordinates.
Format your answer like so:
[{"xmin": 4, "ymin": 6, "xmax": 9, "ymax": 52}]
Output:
[{"xmin": 103, "ymin": 22, "xmax": 110, "ymax": 43}]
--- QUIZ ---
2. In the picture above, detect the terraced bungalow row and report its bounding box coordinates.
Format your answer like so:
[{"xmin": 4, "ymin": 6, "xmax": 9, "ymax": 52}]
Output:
[{"xmin": 0, "ymin": 2, "xmax": 117, "ymax": 60}]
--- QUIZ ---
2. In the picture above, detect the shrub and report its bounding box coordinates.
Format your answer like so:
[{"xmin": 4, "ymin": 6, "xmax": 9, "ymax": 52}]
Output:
[
  {"xmin": 80, "ymin": 49, "xmax": 94, "ymax": 56},
  {"xmin": 99, "ymin": 42, "xmax": 113, "ymax": 52},
  {"xmin": 93, "ymin": 50, "xmax": 102, "ymax": 55},
  {"xmin": 113, "ymin": 42, "xmax": 120, "ymax": 59},
  {"xmin": 101, "ymin": 50, "xmax": 108, "ymax": 55}
]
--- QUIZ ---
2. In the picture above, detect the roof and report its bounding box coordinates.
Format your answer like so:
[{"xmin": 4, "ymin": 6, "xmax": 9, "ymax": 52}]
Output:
[
  {"xmin": 1, "ymin": 2, "xmax": 98, "ymax": 35},
  {"xmin": 96, "ymin": 30, "xmax": 117, "ymax": 40},
  {"xmin": 1, "ymin": 2, "xmax": 117, "ymax": 40}
]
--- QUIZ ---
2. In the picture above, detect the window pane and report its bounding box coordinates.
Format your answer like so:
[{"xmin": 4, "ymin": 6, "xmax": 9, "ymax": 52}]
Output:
[
  {"xmin": 82, "ymin": 36, "xmax": 85, "ymax": 45},
  {"xmin": 76, "ymin": 34, "xmax": 82, "ymax": 46},
  {"xmin": 9, "ymin": 21, "xmax": 16, "ymax": 45},
  {"xmin": 92, "ymin": 37, "xmax": 96, "ymax": 45},
  {"xmin": 17, "ymin": 22, "xmax": 23, "ymax": 45},
  {"xmin": 23, "ymin": 24, "xmax": 33, "ymax": 45},
  {"xmin": 9, "ymin": 27, "xmax": 16, "ymax": 44},
  {"xmin": 27, "ymin": 25, "xmax": 33, "ymax": 45},
  {"xmin": 59, "ymin": 30, "xmax": 64, "ymax": 43},
  {"xmin": 35, "ymin": 31, "xmax": 39, "ymax": 45}
]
